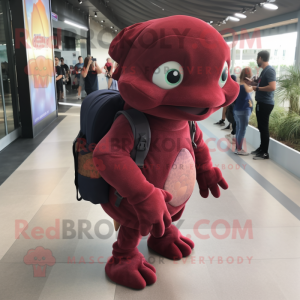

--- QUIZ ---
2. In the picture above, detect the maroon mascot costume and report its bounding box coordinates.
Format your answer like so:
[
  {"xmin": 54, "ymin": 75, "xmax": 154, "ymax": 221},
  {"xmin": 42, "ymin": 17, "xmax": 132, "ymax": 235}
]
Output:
[{"xmin": 93, "ymin": 15, "xmax": 239, "ymax": 289}]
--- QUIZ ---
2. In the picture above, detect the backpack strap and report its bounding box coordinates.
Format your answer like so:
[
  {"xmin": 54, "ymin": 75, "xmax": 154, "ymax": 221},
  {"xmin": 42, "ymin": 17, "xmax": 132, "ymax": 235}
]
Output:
[
  {"xmin": 73, "ymin": 131, "xmax": 83, "ymax": 201},
  {"xmin": 189, "ymin": 121, "xmax": 197, "ymax": 149},
  {"xmin": 114, "ymin": 109, "xmax": 151, "ymax": 168},
  {"xmin": 113, "ymin": 109, "xmax": 151, "ymax": 207}
]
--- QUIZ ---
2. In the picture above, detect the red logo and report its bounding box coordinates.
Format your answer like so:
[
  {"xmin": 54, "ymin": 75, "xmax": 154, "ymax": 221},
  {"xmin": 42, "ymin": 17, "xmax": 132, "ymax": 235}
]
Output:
[{"xmin": 24, "ymin": 246, "xmax": 56, "ymax": 277}]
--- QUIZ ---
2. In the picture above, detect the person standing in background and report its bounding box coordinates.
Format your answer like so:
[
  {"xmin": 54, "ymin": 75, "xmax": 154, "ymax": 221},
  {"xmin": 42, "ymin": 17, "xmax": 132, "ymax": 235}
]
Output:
[
  {"xmin": 108, "ymin": 62, "xmax": 119, "ymax": 90},
  {"xmin": 225, "ymin": 74, "xmax": 238, "ymax": 144},
  {"xmin": 233, "ymin": 68, "xmax": 253, "ymax": 155},
  {"xmin": 245, "ymin": 50, "xmax": 276, "ymax": 160},
  {"xmin": 82, "ymin": 56, "xmax": 102, "ymax": 95},
  {"xmin": 75, "ymin": 56, "xmax": 84, "ymax": 99},
  {"xmin": 214, "ymin": 107, "xmax": 227, "ymax": 126},
  {"xmin": 104, "ymin": 57, "xmax": 113, "ymax": 89},
  {"xmin": 60, "ymin": 58, "xmax": 70, "ymax": 83},
  {"xmin": 55, "ymin": 56, "xmax": 63, "ymax": 103}
]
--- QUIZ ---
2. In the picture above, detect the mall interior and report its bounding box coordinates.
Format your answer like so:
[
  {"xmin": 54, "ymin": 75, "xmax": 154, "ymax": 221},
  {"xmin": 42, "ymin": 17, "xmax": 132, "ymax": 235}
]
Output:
[{"xmin": 0, "ymin": 0, "xmax": 300, "ymax": 299}]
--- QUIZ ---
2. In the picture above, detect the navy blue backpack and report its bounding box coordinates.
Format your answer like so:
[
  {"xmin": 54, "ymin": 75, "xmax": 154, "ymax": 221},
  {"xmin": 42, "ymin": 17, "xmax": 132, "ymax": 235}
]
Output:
[
  {"xmin": 73, "ymin": 89, "xmax": 196, "ymax": 206},
  {"xmin": 73, "ymin": 89, "xmax": 151, "ymax": 206}
]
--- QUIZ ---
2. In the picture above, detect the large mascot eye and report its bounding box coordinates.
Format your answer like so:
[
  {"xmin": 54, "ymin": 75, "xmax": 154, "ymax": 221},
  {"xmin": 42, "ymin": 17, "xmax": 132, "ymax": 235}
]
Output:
[
  {"xmin": 152, "ymin": 61, "xmax": 183, "ymax": 89},
  {"xmin": 219, "ymin": 61, "xmax": 228, "ymax": 88}
]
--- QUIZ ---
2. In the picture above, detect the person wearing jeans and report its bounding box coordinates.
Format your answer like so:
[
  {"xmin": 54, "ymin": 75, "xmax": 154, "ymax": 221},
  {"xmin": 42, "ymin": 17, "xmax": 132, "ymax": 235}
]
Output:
[
  {"xmin": 234, "ymin": 110, "xmax": 251, "ymax": 154},
  {"xmin": 245, "ymin": 50, "xmax": 276, "ymax": 160},
  {"xmin": 233, "ymin": 67, "xmax": 253, "ymax": 155}
]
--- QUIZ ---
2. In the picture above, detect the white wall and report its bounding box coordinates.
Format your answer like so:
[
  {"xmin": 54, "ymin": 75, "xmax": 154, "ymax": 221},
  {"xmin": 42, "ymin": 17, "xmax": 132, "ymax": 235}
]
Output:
[
  {"xmin": 58, "ymin": 51, "xmax": 80, "ymax": 67},
  {"xmin": 90, "ymin": 19, "xmax": 118, "ymax": 71}
]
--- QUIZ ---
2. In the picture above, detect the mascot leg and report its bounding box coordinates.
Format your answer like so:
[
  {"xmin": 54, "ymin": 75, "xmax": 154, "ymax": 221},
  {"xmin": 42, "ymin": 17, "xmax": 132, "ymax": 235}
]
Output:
[
  {"xmin": 147, "ymin": 224, "xmax": 194, "ymax": 260},
  {"xmin": 105, "ymin": 225, "xmax": 157, "ymax": 289}
]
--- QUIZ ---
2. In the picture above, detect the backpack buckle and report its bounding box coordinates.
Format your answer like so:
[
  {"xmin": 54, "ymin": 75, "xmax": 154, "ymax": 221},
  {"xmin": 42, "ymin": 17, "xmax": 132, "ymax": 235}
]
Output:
[
  {"xmin": 114, "ymin": 190, "xmax": 123, "ymax": 207},
  {"xmin": 137, "ymin": 135, "xmax": 147, "ymax": 151}
]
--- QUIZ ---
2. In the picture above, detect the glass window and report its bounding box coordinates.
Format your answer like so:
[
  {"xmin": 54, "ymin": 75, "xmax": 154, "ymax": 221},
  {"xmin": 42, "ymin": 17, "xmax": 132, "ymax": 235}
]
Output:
[
  {"xmin": 231, "ymin": 31, "xmax": 298, "ymax": 80},
  {"xmin": 0, "ymin": 44, "xmax": 14, "ymax": 134},
  {"xmin": 0, "ymin": 0, "xmax": 16, "ymax": 136},
  {"xmin": 0, "ymin": 83, "xmax": 5, "ymax": 139}
]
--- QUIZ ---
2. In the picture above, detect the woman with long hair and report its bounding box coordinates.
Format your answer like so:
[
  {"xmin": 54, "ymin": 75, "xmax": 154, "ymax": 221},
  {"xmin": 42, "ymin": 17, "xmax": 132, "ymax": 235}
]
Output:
[
  {"xmin": 234, "ymin": 67, "xmax": 254, "ymax": 155},
  {"xmin": 82, "ymin": 56, "xmax": 102, "ymax": 95}
]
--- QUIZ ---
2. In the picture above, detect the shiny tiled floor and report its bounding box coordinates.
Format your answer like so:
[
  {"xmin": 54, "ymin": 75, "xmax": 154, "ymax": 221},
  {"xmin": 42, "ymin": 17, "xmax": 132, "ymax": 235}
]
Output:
[
  {"xmin": 59, "ymin": 86, "xmax": 85, "ymax": 106},
  {"xmin": 0, "ymin": 107, "xmax": 300, "ymax": 300}
]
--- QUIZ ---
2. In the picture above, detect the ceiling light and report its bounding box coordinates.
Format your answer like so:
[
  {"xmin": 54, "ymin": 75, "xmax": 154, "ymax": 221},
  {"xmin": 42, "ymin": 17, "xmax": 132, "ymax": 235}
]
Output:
[
  {"xmin": 222, "ymin": 19, "xmax": 227, "ymax": 24},
  {"xmin": 78, "ymin": 0, "xmax": 82, "ymax": 3},
  {"xmin": 209, "ymin": 21, "xmax": 214, "ymax": 24},
  {"xmin": 250, "ymin": 6, "xmax": 257, "ymax": 13},
  {"xmin": 94, "ymin": 12, "xmax": 97, "ymax": 17},
  {"xmin": 150, "ymin": 1, "xmax": 164, "ymax": 10},
  {"xmin": 217, "ymin": 22, "xmax": 221, "ymax": 26},
  {"xmin": 110, "ymin": 26, "xmax": 114, "ymax": 28},
  {"xmin": 234, "ymin": 13, "xmax": 247, "ymax": 18},
  {"xmin": 242, "ymin": 8, "xmax": 246, "ymax": 13},
  {"xmin": 64, "ymin": 20, "xmax": 88, "ymax": 31},
  {"xmin": 115, "ymin": 29, "xmax": 118, "ymax": 32},
  {"xmin": 263, "ymin": 3, "xmax": 278, "ymax": 10},
  {"xmin": 101, "ymin": 20, "xmax": 105, "ymax": 23},
  {"xmin": 228, "ymin": 16, "xmax": 240, "ymax": 22}
]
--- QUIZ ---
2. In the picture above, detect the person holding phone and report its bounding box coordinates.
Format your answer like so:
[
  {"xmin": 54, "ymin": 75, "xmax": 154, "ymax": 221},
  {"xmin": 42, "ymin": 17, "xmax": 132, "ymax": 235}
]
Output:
[
  {"xmin": 82, "ymin": 56, "xmax": 102, "ymax": 95},
  {"xmin": 245, "ymin": 50, "xmax": 276, "ymax": 160}
]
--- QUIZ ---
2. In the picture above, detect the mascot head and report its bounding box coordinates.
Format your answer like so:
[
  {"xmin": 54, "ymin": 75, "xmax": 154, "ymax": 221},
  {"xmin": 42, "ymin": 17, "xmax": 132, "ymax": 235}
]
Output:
[{"xmin": 109, "ymin": 15, "xmax": 239, "ymax": 121}]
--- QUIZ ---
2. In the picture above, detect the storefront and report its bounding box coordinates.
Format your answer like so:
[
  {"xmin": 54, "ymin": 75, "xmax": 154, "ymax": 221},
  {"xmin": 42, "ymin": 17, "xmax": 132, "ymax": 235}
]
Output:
[
  {"xmin": 51, "ymin": 0, "xmax": 89, "ymax": 71},
  {"xmin": 51, "ymin": 19, "xmax": 89, "ymax": 69},
  {"xmin": 0, "ymin": 0, "xmax": 90, "ymax": 151},
  {"xmin": 0, "ymin": 0, "xmax": 21, "ymax": 151}
]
